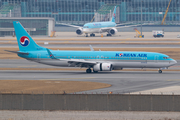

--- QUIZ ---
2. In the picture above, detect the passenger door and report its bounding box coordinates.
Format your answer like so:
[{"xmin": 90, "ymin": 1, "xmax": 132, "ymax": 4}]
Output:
[
  {"xmin": 154, "ymin": 55, "xmax": 158, "ymax": 63},
  {"xmin": 37, "ymin": 53, "xmax": 41, "ymax": 61}
]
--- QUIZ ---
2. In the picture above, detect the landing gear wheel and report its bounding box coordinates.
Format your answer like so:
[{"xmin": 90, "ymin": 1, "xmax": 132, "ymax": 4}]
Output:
[
  {"xmin": 86, "ymin": 34, "xmax": 88, "ymax": 37},
  {"xmin": 158, "ymin": 70, "xmax": 162, "ymax": 73},
  {"xmin": 107, "ymin": 34, "xmax": 112, "ymax": 36},
  {"xmin": 90, "ymin": 34, "xmax": 95, "ymax": 37},
  {"xmin": 86, "ymin": 69, "xmax": 92, "ymax": 73}
]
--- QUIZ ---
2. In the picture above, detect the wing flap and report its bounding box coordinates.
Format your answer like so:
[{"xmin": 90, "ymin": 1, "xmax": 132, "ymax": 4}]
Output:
[{"xmin": 46, "ymin": 48, "xmax": 97, "ymax": 66}]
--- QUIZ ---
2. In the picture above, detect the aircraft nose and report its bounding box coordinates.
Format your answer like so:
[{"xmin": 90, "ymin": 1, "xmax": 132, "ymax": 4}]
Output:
[{"xmin": 172, "ymin": 60, "xmax": 177, "ymax": 65}]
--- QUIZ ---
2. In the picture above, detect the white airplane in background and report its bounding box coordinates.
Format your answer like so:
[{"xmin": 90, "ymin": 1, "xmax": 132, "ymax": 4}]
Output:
[{"xmin": 57, "ymin": 6, "xmax": 148, "ymax": 37}]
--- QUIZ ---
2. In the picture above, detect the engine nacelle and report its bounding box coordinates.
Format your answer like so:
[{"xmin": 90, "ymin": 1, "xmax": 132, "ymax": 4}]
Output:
[
  {"xmin": 76, "ymin": 28, "xmax": 83, "ymax": 35},
  {"xmin": 93, "ymin": 63, "xmax": 113, "ymax": 71},
  {"xmin": 109, "ymin": 28, "xmax": 117, "ymax": 35}
]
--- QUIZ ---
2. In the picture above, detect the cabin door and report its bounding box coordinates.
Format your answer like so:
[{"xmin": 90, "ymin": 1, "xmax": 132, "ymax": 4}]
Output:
[
  {"xmin": 37, "ymin": 53, "xmax": 41, "ymax": 61},
  {"xmin": 154, "ymin": 55, "xmax": 158, "ymax": 63}
]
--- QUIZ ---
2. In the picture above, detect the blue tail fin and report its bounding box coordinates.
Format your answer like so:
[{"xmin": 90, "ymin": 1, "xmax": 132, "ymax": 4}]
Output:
[
  {"xmin": 111, "ymin": 6, "xmax": 117, "ymax": 22},
  {"xmin": 13, "ymin": 21, "xmax": 45, "ymax": 51}
]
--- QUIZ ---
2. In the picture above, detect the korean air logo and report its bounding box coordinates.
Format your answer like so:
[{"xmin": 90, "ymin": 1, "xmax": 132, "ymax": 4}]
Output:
[
  {"xmin": 119, "ymin": 53, "xmax": 123, "ymax": 57},
  {"xmin": 20, "ymin": 36, "xmax": 30, "ymax": 47},
  {"xmin": 113, "ymin": 13, "xmax": 116, "ymax": 19}
]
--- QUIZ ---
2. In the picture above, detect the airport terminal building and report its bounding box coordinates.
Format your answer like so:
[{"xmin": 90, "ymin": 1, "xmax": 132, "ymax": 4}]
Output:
[{"xmin": 0, "ymin": 0, "xmax": 179, "ymax": 24}]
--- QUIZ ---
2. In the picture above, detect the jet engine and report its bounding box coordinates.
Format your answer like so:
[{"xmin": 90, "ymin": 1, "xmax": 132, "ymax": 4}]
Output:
[
  {"xmin": 76, "ymin": 28, "xmax": 83, "ymax": 35},
  {"xmin": 109, "ymin": 28, "xmax": 117, "ymax": 35},
  {"xmin": 93, "ymin": 63, "xmax": 113, "ymax": 71}
]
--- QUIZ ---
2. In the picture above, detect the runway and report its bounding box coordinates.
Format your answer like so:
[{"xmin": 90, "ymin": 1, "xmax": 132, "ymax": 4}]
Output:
[{"xmin": 0, "ymin": 70, "xmax": 180, "ymax": 94}]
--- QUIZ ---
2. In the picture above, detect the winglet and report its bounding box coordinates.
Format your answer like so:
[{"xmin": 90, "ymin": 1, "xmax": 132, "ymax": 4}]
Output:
[
  {"xmin": 89, "ymin": 45, "xmax": 94, "ymax": 51},
  {"xmin": 46, "ymin": 48, "xmax": 57, "ymax": 59}
]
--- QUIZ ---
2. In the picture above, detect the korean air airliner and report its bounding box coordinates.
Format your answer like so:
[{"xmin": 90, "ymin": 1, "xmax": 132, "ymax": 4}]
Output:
[
  {"xmin": 6, "ymin": 21, "xmax": 177, "ymax": 73},
  {"xmin": 58, "ymin": 6, "xmax": 142, "ymax": 37}
]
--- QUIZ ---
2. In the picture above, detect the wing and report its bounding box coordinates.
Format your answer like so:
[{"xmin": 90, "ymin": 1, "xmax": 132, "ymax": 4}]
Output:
[
  {"xmin": 4, "ymin": 50, "xmax": 29, "ymax": 55},
  {"xmin": 56, "ymin": 22, "xmax": 82, "ymax": 28},
  {"xmin": 100, "ymin": 24, "xmax": 142, "ymax": 32},
  {"xmin": 116, "ymin": 22, "xmax": 133, "ymax": 26},
  {"xmin": 46, "ymin": 48, "xmax": 97, "ymax": 67},
  {"xmin": 116, "ymin": 23, "xmax": 154, "ymax": 29},
  {"xmin": 116, "ymin": 24, "xmax": 142, "ymax": 29},
  {"xmin": 100, "ymin": 27, "xmax": 112, "ymax": 32}
]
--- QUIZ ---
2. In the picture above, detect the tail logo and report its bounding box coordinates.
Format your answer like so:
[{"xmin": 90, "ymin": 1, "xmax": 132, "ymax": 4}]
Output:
[
  {"xmin": 113, "ymin": 13, "xmax": 116, "ymax": 19},
  {"xmin": 20, "ymin": 36, "xmax": 30, "ymax": 47}
]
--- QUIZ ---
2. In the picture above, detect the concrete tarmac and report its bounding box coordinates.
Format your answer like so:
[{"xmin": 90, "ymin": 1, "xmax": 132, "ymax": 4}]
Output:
[{"xmin": 0, "ymin": 70, "xmax": 180, "ymax": 94}]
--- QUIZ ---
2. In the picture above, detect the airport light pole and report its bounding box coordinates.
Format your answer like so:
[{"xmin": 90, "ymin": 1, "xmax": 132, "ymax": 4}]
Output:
[{"xmin": 141, "ymin": 0, "xmax": 142, "ymax": 36}]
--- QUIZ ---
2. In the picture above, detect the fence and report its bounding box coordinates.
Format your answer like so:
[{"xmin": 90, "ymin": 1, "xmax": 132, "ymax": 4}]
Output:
[{"xmin": 0, "ymin": 94, "xmax": 180, "ymax": 111}]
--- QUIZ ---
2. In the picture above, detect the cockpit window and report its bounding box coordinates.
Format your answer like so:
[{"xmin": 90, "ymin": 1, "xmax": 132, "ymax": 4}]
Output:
[
  {"xmin": 83, "ymin": 26, "xmax": 89, "ymax": 28},
  {"xmin": 163, "ymin": 57, "xmax": 170, "ymax": 59}
]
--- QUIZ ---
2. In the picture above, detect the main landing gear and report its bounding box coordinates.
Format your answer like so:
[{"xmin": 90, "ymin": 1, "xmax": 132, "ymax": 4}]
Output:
[
  {"xmin": 85, "ymin": 33, "xmax": 88, "ymax": 37},
  {"xmin": 86, "ymin": 68, "xmax": 98, "ymax": 73},
  {"xmin": 158, "ymin": 70, "xmax": 162, "ymax": 73},
  {"xmin": 107, "ymin": 34, "xmax": 112, "ymax": 36},
  {"xmin": 90, "ymin": 33, "xmax": 95, "ymax": 37},
  {"xmin": 86, "ymin": 68, "xmax": 92, "ymax": 73}
]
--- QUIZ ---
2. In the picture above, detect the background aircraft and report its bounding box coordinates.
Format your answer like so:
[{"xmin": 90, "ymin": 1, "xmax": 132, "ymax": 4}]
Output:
[
  {"xmin": 5, "ymin": 21, "xmax": 177, "ymax": 73},
  {"xmin": 57, "ymin": 6, "xmax": 144, "ymax": 37}
]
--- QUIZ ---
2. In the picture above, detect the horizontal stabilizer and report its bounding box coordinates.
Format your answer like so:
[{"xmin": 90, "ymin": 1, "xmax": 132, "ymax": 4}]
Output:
[{"xmin": 4, "ymin": 50, "xmax": 29, "ymax": 55}]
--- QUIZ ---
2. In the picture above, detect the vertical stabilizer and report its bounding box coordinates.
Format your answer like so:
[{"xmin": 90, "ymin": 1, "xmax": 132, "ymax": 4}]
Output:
[
  {"xmin": 111, "ymin": 6, "xmax": 117, "ymax": 22},
  {"xmin": 13, "ymin": 21, "xmax": 45, "ymax": 51}
]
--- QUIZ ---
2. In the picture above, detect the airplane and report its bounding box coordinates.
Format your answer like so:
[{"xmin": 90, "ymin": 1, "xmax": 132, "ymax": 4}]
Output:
[
  {"xmin": 57, "ymin": 6, "xmax": 144, "ymax": 37},
  {"xmin": 5, "ymin": 21, "xmax": 177, "ymax": 74}
]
